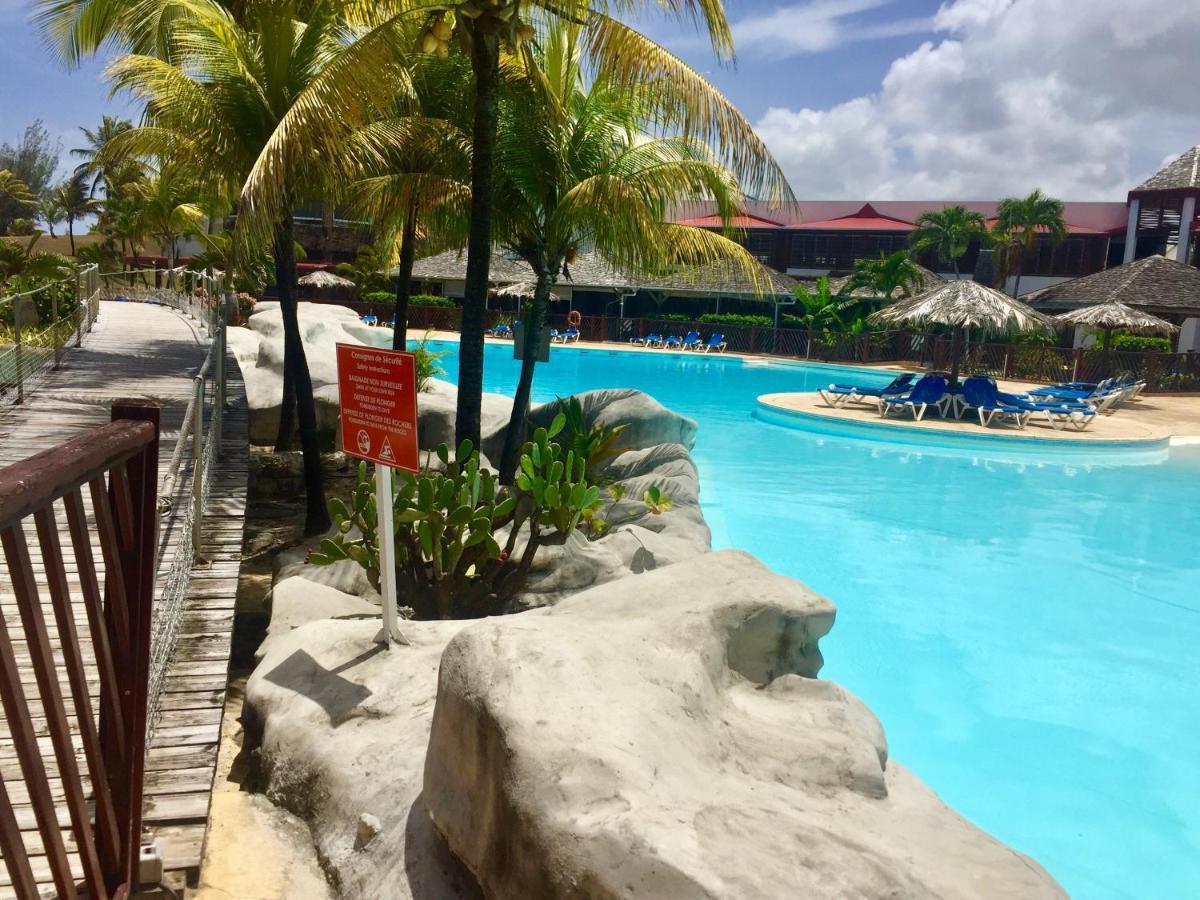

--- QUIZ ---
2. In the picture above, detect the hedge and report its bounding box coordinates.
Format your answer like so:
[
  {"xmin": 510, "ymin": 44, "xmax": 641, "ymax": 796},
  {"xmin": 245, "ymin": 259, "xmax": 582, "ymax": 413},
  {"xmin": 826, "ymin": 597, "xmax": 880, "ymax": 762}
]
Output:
[
  {"xmin": 362, "ymin": 292, "xmax": 457, "ymax": 309},
  {"xmin": 1111, "ymin": 334, "xmax": 1172, "ymax": 353}
]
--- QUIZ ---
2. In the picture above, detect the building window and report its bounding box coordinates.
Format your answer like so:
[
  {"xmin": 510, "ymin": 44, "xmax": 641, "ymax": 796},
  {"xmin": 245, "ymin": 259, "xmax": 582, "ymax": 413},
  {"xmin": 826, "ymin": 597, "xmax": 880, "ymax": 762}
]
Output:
[
  {"xmin": 789, "ymin": 232, "xmax": 909, "ymax": 270},
  {"xmin": 744, "ymin": 231, "xmax": 774, "ymax": 263}
]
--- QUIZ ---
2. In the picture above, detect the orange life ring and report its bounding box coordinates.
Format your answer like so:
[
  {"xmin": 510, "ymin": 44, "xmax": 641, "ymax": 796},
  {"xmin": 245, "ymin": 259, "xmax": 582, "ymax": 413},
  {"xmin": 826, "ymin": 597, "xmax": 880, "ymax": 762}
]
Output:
[{"xmin": 567, "ymin": 310, "xmax": 582, "ymax": 327}]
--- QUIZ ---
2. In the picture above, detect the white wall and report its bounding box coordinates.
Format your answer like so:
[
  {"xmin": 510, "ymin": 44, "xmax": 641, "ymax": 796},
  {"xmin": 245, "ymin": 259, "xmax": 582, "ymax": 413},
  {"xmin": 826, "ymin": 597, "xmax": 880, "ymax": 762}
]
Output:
[{"xmin": 1178, "ymin": 318, "xmax": 1200, "ymax": 353}]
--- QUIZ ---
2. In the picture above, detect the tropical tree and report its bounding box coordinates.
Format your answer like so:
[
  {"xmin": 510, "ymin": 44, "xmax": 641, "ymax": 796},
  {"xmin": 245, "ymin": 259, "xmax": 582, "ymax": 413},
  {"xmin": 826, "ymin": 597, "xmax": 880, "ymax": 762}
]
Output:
[
  {"xmin": 334, "ymin": 242, "xmax": 394, "ymax": 299},
  {"xmin": 39, "ymin": 194, "xmax": 65, "ymax": 237},
  {"xmin": 848, "ymin": 250, "xmax": 924, "ymax": 300},
  {"xmin": 0, "ymin": 122, "xmax": 59, "ymax": 233},
  {"xmin": 491, "ymin": 23, "xmax": 782, "ymax": 482},
  {"xmin": 0, "ymin": 233, "xmax": 74, "ymax": 289},
  {"xmin": 0, "ymin": 170, "xmax": 39, "ymax": 229},
  {"xmin": 51, "ymin": 171, "xmax": 94, "ymax": 253},
  {"xmin": 993, "ymin": 189, "xmax": 1067, "ymax": 298},
  {"xmin": 909, "ymin": 205, "xmax": 986, "ymax": 277},
  {"xmin": 395, "ymin": 0, "xmax": 774, "ymax": 453},
  {"xmin": 72, "ymin": 116, "xmax": 140, "ymax": 197},
  {"xmin": 103, "ymin": 0, "xmax": 421, "ymax": 535},
  {"xmin": 792, "ymin": 276, "xmax": 853, "ymax": 331},
  {"xmin": 128, "ymin": 168, "xmax": 204, "ymax": 274},
  {"xmin": 349, "ymin": 52, "xmax": 472, "ymax": 351}
]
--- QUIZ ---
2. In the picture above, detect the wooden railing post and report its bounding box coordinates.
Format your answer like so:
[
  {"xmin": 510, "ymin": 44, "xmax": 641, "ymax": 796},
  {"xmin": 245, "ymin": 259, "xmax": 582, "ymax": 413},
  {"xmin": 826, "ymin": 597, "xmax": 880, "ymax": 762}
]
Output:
[
  {"xmin": 107, "ymin": 399, "xmax": 160, "ymax": 895},
  {"xmin": 13, "ymin": 316, "xmax": 23, "ymax": 404}
]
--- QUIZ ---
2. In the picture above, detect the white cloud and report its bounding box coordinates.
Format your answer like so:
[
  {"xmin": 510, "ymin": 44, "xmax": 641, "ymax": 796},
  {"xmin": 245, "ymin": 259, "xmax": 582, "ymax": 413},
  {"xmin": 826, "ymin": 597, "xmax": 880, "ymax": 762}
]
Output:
[
  {"xmin": 755, "ymin": 0, "xmax": 1200, "ymax": 200},
  {"xmin": 731, "ymin": 0, "xmax": 932, "ymax": 59}
]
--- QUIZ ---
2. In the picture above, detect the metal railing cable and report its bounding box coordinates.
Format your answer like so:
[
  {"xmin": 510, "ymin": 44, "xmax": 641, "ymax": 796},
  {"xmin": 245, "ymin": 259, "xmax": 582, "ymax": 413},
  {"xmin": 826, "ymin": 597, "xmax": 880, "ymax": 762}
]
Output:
[
  {"xmin": 0, "ymin": 264, "xmax": 100, "ymax": 406},
  {"xmin": 97, "ymin": 268, "xmax": 230, "ymax": 742}
]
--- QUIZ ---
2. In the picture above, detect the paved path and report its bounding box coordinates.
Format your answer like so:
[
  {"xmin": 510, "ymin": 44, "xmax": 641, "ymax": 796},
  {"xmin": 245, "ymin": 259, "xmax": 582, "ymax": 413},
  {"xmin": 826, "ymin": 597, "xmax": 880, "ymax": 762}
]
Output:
[{"xmin": 0, "ymin": 300, "xmax": 248, "ymax": 895}]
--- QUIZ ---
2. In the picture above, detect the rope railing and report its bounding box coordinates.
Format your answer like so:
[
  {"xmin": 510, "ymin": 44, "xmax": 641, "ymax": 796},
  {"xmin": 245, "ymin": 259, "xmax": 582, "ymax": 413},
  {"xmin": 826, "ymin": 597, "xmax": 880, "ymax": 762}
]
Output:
[{"xmin": 0, "ymin": 264, "xmax": 100, "ymax": 406}]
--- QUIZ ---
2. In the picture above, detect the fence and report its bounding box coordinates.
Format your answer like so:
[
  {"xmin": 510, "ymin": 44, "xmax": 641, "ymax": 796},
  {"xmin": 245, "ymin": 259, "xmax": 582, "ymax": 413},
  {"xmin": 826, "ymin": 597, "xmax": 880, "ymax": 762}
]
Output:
[
  {"xmin": 0, "ymin": 401, "xmax": 160, "ymax": 899},
  {"xmin": 97, "ymin": 268, "xmax": 228, "ymax": 738},
  {"xmin": 0, "ymin": 264, "xmax": 101, "ymax": 406}
]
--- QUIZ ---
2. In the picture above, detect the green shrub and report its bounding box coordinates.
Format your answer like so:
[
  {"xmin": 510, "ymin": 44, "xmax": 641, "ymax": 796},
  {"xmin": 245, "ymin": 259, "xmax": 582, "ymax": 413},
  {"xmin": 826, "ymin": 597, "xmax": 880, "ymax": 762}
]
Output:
[
  {"xmin": 414, "ymin": 330, "xmax": 446, "ymax": 392},
  {"xmin": 556, "ymin": 395, "xmax": 627, "ymax": 480},
  {"xmin": 698, "ymin": 313, "xmax": 773, "ymax": 327},
  {"xmin": 410, "ymin": 294, "xmax": 456, "ymax": 308},
  {"xmin": 1111, "ymin": 334, "xmax": 1171, "ymax": 353},
  {"xmin": 363, "ymin": 290, "xmax": 393, "ymax": 306},
  {"xmin": 310, "ymin": 416, "xmax": 603, "ymax": 619}
]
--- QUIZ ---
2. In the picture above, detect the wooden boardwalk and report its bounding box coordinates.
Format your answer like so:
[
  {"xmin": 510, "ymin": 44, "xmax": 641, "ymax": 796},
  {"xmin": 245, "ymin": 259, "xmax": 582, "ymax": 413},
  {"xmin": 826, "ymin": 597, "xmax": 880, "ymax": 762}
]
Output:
[{"xmin": 0, "ymin": 300, "xmax": 248, "ymax": 895}]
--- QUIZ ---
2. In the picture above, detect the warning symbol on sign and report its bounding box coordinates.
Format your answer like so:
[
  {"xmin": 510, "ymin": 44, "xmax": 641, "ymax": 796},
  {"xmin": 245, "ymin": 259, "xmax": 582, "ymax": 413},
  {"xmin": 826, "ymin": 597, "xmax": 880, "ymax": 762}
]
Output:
[
  {"xmin": 379, "ymin": 436, "xmax": 396, "ymax": 463},
  {"xmin": 356, "ymin": 429, "xmax": 371, "ymax": 456}
]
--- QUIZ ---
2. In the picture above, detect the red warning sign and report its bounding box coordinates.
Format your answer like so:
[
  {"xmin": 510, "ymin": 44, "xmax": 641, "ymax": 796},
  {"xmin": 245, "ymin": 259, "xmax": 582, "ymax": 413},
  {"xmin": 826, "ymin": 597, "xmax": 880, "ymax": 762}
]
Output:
[{"xmin": 336, "ymin": 343, "xmax": 420, "ymax": 472}]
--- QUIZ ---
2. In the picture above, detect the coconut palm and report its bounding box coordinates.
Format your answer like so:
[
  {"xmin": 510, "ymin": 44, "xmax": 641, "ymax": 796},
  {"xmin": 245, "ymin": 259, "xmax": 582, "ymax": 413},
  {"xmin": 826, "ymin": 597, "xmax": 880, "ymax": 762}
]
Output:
[
  {"xmin": 39, "ymin": 195, "xmax": 65, "ymax": 237},
  {"xmin": 128, "ymin": 167, "xmax": 205, "ymax": 274},
  {"xmin": 52, "ymin": 171, "xmax": 94, "ymax": 254},
  {"xmin": 72, "ymin": 116, "xmax": 141, "ymax": 198},
  {"xmin": 385, "ymin": 1, "xmax": 783, "ymax": 452},
  {"xmin": 349, "ymin": 53, "xmax": 472, "ymax": 351},
  {"xmin": 793, "ymin": 276, "xmax": 853, "ymax": 331},
  {"xmin": 0, "ymin": 170, "xmax": 38, "ymax": 223},
  {"xmin": 909, "ymin": 205, "xmax": 987, "ymax": 278},
  {"xmin": 104, "ymin": 0, "xmax": 422, "ymax": 535},
  {"xmin": 490, "ymin": 23, "xmax": 781, "ymax": 481},
  {"xmin": 994, "ymin": 189, "xmax": 1067, "ymax": 298},
  {"xmin": 848, "ymin": 250, "xmax": 923, "ymax": 301}
]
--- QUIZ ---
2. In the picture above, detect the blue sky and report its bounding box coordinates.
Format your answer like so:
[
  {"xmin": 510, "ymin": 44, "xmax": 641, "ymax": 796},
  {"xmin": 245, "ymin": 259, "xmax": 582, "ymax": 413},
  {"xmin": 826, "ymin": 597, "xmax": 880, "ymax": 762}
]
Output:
[{"xmin": 2, "ymin": 0, "xmax": 1196, "ymax": 202}]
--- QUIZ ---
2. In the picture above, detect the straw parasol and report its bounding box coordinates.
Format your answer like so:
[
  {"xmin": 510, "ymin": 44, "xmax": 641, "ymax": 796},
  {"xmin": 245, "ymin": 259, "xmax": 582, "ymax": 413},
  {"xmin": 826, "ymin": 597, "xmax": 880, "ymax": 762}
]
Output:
[
  {"xmin": 1055, "ymin": 299, "xmax": 1178, "ymax": 352},
  {"xmin": 298, "ymin": 269, "xmax": 354, "ymax": 289},
  {"xmin": 493, "ymin": 281, "xmax": 561, "ymax": 303},
  {"xmin": 869, "ymin": 280, "xmax": 1056, "ymax": 383}
]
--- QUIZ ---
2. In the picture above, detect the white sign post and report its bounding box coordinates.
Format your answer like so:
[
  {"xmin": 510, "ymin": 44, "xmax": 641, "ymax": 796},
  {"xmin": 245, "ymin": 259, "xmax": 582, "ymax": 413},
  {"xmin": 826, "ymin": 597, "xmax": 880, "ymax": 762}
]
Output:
[
  {"xmin": 335, "ymin": 344, "xmax": 420, "ymax": 649},
  {"xmin": 374, "ymin": 463, "xmax": 404, "ymax": 647}
]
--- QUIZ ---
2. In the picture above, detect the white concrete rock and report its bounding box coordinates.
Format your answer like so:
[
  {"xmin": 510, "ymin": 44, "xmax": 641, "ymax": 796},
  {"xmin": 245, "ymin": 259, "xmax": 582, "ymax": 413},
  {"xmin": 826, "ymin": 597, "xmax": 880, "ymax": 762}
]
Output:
[
  {"xmin": 423, "ymin": 550, "xmax": 1067, "ymax": 900},
  {"xmin": 418, "ymin": 377, "xmax": 513, "ymax": 453}
]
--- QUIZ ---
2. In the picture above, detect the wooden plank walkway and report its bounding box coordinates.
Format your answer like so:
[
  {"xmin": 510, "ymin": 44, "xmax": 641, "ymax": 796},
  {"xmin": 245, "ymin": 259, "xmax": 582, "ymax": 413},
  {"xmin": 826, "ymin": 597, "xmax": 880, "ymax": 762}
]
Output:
[{"xmin": 0, "ymin": 300, "xmax": 248, "ymax": 896}]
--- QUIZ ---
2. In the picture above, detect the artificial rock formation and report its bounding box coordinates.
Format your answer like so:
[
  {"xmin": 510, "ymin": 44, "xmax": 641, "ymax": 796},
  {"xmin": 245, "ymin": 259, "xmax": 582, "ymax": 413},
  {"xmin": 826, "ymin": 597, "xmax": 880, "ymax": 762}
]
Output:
[{"xmin": 423, "ymin": 550, "xmax": 1066, "ymax": 900}]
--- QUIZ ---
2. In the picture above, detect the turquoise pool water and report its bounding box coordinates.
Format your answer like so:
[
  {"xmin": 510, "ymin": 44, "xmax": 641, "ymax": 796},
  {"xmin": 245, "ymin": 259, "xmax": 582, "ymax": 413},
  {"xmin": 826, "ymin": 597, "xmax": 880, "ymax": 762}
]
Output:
[{"xmin": 429, "ymin": 340, "xmax": 1200, "ymax": 899}]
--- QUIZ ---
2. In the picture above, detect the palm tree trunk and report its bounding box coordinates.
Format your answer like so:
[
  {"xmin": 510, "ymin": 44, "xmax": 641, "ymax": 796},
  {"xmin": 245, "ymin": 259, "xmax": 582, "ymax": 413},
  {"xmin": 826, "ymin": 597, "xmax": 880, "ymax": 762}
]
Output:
[
  {"xmin": 392, "ymin": 201, "xmax": 418, "ymax": 352},
  {"xmin": 499, "ymin": 268, "xmax": 554, "ymax": 483},
  {"xmin": 273, "ymin": 216, "xmax": 330, "ymax": 536},
  {"xmin": 455, "ymin": 28, "xmax": 501, "ymax": 452},
  {"xmin": 68, "ymin": 218, "xmax": 75, "ymax": 255}
]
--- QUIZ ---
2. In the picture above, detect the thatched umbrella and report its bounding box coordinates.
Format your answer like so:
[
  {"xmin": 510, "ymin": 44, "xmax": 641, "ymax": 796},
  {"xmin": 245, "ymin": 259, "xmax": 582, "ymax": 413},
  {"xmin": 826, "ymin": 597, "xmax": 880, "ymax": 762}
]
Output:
[
  {"xmin": 1055, "ymin": 299, "xmax": 1178, "ymax": 354},
  {"xmin": 869, "ymin": 280, "xmax": 1056, "ymax": 383},
  {"xmin": 493, "ymin": 280, "xmax": 561, "ymax": 303},
  {"xmin": 298, "ymin": 269, "xmax": 354, "ymax": 289}
]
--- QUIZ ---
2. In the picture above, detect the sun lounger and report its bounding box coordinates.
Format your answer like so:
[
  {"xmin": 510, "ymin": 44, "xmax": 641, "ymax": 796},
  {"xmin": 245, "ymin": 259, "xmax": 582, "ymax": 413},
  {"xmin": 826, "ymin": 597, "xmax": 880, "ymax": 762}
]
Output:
[
  {"xmin": 663, "ymin": 335, "xmax": 683, "ymax": 349},
  {"xmin": 880, "ymin": 375, "xmax": 950, "ymax": 421},
  {"xmin": 681, "ymin": 331, "xmax": 701, "ymax": 351},
  {"xmin": 817, "ymin": 373, "xmax": 915, "ymax": 408},
  {"xmin": 631, "ymin": 332, "xmax": 662, "ymax": 347},
  {"xmin": 961, "ymin": 376, "xmax": 1031, "ymax": 428},
  {"xmin": 702, "ymin": 333, "xmax": 727, "ymax": 353},
  {"xmin": 560, "ymin": 326, "xmax": 580, "ymax": 343},
  {"xmin": 997, "ymin": 392, "xmax": 1098, "ymax": 431}
]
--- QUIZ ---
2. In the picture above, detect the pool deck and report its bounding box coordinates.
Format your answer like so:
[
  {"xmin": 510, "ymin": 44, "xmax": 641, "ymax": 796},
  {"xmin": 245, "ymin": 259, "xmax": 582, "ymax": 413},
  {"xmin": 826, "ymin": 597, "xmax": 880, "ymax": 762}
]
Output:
[{"xmin": 758, "ymin": 384, "xmax": 1200, "ymax": 444}]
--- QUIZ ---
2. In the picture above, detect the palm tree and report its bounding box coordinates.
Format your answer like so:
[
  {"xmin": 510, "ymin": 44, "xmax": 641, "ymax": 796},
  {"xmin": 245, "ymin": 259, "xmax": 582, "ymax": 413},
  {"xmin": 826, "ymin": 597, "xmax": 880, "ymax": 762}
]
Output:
[
  {"xmin": 39, "ymin": 195, "xmax": 65, "ymax": 237},
  {"xmin": 0, "ymin": 170, "xmax": 38, "ymax": 227},
  {"xmin": 993, "ymin": 189, "xmax": 1067, "ymax": 298},
  {"xmin": 129, "ymin": 168, "xmax": 204, "ymax": 275},
  {"xmin": 72, "ymin": 116, "xmax": 139, "ymax": 198},
  {"xmin": 52, "ymin": 172, "xmax": 93, "ymax": 254},
  {"xmin": 491, "ymin": 23, "xmax": 782, "ymax": 482},
  {"xmin": 104, "ymin": 0, "xmax": 419, "ymax": 535},
  {"xmin": 848, "ymin": 250, "xmax": 923, "ymax": 301},
  {"xmin": 400, "ymin": 1, "xmax": 778, "ymax": 452},
  {"xmin": 349, "ymin": 53, "xmax": 472, "ymax": 352},
  {"xmin": 909, "ymin": 205, "xmax": 986, "ymax": 278}
]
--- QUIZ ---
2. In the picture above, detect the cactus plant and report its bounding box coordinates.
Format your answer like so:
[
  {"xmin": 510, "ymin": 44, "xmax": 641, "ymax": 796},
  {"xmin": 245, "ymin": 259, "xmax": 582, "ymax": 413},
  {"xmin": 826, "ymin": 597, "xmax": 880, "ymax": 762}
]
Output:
[{"xmin": 309, "ymin": 422, "xmax": 604, "ymax": 619}]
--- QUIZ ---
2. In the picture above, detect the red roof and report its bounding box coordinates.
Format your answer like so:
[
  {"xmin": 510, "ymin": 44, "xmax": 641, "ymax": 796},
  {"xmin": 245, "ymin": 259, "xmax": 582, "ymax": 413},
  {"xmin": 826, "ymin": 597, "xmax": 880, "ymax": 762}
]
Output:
[
  {"xmin": 984, "ymin": 217, "xmax": 1103, "ymax": 236},
  {"xmin": 674, "ymin": 213, "xmax": 783, "ymax": 229},
  {"xmin": 790, "ymin": 203, "xmax": 914, "ymax": 232}
]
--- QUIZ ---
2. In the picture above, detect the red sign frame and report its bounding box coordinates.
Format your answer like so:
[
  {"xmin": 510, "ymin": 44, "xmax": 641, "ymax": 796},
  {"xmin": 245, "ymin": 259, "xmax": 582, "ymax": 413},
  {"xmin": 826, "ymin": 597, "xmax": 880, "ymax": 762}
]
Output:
[{"xmin": 336, "ymin": 343, "xmax": 420, "ymax": 472}]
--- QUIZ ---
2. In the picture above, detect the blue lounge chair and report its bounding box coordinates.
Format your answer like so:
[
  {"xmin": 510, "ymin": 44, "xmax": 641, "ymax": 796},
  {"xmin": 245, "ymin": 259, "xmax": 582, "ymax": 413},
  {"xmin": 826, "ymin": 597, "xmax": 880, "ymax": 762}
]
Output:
[
  {"xmin": 361, "ymin": 314, "xmax": 378, "ymax": 326},
  {"xmin": 663, "ymin": 335, "xmax": 683, "ymax": 349},
  {"xmin": 961, "ymin": 376, "xmax": 1031, "ymax": 428},
  {"xmin": 997, "ymin": 391, "xmax": 1098, "ymax": 431},
  {"xmin": 817, "ymin": 373, "xmax": 915, "ymax": 408},
  {"xmin": 880, "ymin": 375, "xmax": 950, "ymax": 421},
  {"xmin": 548, "ymin": 328, "xmax": 560, "ymax": 342},
  {"xmin": 681, "ymin": 331, "xmax": 701, "ymax": 351},
  {"xmin": 489, "ymin": 323, "xmax": 513, "ymax": 338},
  {"xmin": 559, "ymin": 326, "xmax": 580, "ymax": 343},
  {"xmin": 1028, "ymin": 378, "xmax": 1126, "ymax": 412},
  {"xmin": 631, "ymin": 332, "xmax": 662, "ymax": 347},
  {"xmin": 702, "ymin": 333, "xmax": 727, "ymax": 353}
]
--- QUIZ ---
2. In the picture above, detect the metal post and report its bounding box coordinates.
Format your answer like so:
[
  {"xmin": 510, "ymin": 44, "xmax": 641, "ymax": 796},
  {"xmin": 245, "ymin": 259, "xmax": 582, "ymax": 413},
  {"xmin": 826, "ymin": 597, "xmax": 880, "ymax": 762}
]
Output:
[
  {"xmin": 14, "ymin": 318, "xmax": 23, "ymax": 404},
  {"xmin": 214, "ymin": 317, "xmax": 225, "ymax": 457},
  {"xmin": 52, "ymin": 288, "xmax": 62, "ymax": 368},
  {"xmin": 191, "ymin": 375, "xmax": 204, "ymax": 555}
]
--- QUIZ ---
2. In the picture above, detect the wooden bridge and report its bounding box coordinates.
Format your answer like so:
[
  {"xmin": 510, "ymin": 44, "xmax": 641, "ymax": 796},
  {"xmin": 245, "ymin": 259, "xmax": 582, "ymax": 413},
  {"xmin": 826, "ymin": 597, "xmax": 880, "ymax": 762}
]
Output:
[{"xmin": 0, "ymin": 296, "xmax": 248, "ymax": 897}]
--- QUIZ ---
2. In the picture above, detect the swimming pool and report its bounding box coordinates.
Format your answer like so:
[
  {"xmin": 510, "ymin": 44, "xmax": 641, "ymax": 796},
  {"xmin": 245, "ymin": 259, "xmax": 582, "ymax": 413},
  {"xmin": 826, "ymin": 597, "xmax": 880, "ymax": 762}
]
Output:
[{"xmin": 429, "ymin": 339, "xmax": 1200, "ymax": 899}]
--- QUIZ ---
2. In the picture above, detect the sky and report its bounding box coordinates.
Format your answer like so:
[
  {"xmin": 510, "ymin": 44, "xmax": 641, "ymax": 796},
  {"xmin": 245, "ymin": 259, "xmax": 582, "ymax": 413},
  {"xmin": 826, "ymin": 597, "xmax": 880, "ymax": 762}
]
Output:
[{"xmin": 1, "ymin": 0, "xmax": 1196, "ymax": 203}]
